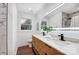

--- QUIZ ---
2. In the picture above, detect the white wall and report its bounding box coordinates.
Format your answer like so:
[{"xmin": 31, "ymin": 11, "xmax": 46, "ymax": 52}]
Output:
[
  {"xmin": 17, "ymin": 11, "xmax": 38, "ymax": 47},
  {"xmin": 8, "ymin": 3, "xmax": 17, "ymax": 55},
  {"xmin": 48, "ymin": 12, "xmax": 62, "ymax": 28}
]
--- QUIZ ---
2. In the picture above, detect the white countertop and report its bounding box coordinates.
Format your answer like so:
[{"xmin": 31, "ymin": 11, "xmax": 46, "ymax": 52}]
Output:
[{"xmin": 33, "ymin": 34, "xmax": 79, "ymax": 55}]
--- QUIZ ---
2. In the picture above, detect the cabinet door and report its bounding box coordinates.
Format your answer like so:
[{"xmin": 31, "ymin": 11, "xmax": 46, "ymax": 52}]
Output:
[
  {"xmin": 37, "ymin": 39, "xmax": 47, "ymax": 55},
  {"xmin": 32, "ymin": 36, "xmax": 40, "ymax": 54},
  {"xmin": 32, "ymin": 36, "xmax": 44, "ymax": 54},
  {"xmin": 32, "ymin": 36, "xmax": 35, "ymax": 45},
  {"xmin": 32, "ymin": 36, "xmax": 39, "ymax": 51}
]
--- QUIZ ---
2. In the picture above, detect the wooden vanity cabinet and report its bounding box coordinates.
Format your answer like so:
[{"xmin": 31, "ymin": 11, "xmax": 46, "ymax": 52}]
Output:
[{"xmin": 32, "ymin": 36, "xmax": 64, "ymax": 55}]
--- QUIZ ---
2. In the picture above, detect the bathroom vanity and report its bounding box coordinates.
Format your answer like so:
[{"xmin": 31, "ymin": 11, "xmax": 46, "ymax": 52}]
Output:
[
  {"xmin": 32, "ymin": 35, "xmax": 64, "ymax": 55},
  {"xmin": 32, "ymin": 34, "xmax": 79, "ymax": 55}
]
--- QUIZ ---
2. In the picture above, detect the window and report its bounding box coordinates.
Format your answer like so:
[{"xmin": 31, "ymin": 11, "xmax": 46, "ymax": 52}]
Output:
[
  {"xmin": 21, "ymin": 18, "xmax": 32, "ymax": 30},
  {"xmin": 41, "ymin": 21, "xmax": 47, "ymax": 26},
  {"xmin": 41, "ymin": 21, "xmax": 47, "ymax": 29}
]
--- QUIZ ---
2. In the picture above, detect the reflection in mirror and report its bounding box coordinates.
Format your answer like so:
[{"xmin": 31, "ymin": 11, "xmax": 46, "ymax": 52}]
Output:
[
  {"xmin": 62, "ymin": 11, "xmax": 79, "ymax": 28},
  {"xmin": 71, "ymin": 15, "xmax": 79, "ymax": 27},
  {"xmin": 41, "ymin": 21, "xmax": 47, "ymax": 29},
  {"xmin": 37, "ymin": 22, "xmax": 39, "ymax": 31},
  {"xmin": 21, "ymin": 18, "xmax": 32, "ymax": 30},
  {"xmin": 62, "ymin": 12, "xmax": 72, "ymax": 27},
  {"xmin": 44, "ymin": 3, "xmax": 79, "ymax": 30}
]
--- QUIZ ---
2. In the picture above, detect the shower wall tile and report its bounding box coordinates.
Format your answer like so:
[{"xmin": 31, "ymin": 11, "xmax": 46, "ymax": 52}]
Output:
[{"xmin": 0, "ymin": 3, "xmax": 7, "ymax": 55}]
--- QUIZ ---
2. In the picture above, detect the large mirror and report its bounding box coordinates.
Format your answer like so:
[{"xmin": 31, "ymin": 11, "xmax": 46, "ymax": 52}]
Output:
[{"xmin": 43, "ymin": 3, "xmax": 79, "ymax": 29}]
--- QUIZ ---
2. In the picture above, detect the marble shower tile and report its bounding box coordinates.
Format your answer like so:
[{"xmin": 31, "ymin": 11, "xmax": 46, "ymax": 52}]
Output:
[{"xmin": 0, "ymin": 3, "xmax": 7, "ymax": 55}]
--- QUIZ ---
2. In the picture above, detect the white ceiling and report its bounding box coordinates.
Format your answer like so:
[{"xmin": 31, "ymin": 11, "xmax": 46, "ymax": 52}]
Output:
[
  {"xmin": 62, "ymin": 3, "xmax": 79, "ymax": 14},
  {"xmin": 16, "ymin": 3, "xmax": 45, "ymax": 14},
  {"xmin": 45, "ymin": 3, "xmax": 79, "ymax": 18},
  {"xmin": 16, "ymin": 3, "xmax": 79, "ymax": 19}
]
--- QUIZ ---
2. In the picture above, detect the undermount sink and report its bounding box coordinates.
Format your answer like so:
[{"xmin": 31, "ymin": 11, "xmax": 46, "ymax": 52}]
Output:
[
  {"xmin": 44, "ymin": 35, "xmax": 58, "ymax": 40},
  {"xmin": 44, "ymin": 35, "xmax": 71, "ymax": 46},
  {"xmin": 54, "ymin": 40, "xmax": 71, "ymax": 46}
]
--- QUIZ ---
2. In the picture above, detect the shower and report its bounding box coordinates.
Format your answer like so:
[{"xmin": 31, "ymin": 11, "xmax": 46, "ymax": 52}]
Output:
[{"xmin": 0, "ymin": 3, "xmax": 8, "ymax": 55}]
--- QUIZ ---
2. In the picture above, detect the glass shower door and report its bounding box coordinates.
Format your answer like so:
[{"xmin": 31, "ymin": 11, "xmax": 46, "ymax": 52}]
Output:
[{"xmin": 0, "ymin": 3, "xmax": 8, "ymax": 55}]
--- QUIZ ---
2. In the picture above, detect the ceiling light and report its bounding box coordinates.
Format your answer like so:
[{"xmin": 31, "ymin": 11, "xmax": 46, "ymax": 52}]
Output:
[
  {"xmin": 21, "ymin": 19, "xmax": 26, "ymax": 24},
  {"xmin": 28, "ymin": 8, "xmax": 32, "ymax": 11}
]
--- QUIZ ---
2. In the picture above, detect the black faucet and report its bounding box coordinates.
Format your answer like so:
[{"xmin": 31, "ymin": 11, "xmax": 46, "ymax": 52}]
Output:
[
  {"xmin": 43, "ymin": 32, "xmax": 46, "ymax": 36},
  {"xmin": 58, "ymin": 34, "xmax": 65, "ymax": 41}
]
